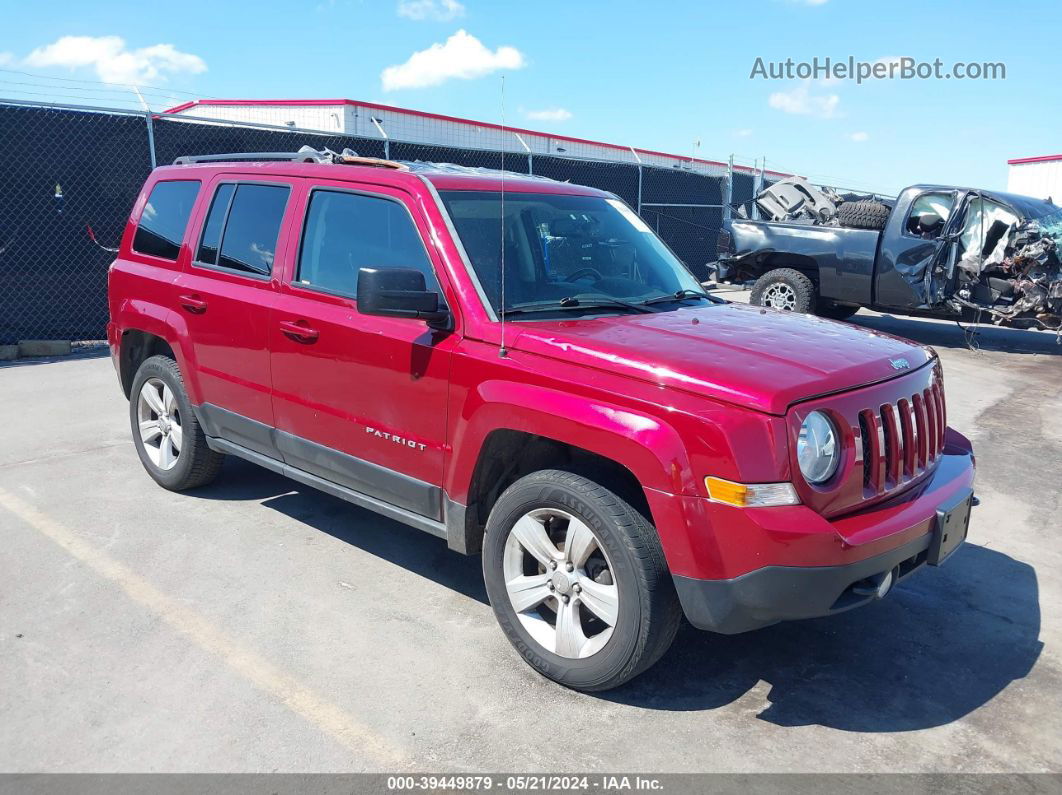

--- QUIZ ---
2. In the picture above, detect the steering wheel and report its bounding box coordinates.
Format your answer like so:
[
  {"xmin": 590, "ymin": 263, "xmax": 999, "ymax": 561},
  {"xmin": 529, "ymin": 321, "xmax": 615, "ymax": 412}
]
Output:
[{"xmin": 564, "ymin": 267, "xmax": 603, "ymax": 283}]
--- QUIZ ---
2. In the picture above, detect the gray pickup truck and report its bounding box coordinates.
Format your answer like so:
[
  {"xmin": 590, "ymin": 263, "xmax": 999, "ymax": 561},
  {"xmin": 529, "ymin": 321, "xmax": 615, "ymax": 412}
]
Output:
[{"xmin": 714, "ymin": 181, "xmax": 1062, "ymax": 330}]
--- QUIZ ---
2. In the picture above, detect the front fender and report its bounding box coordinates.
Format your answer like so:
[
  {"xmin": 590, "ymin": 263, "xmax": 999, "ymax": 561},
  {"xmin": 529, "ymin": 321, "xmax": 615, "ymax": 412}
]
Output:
[{"xmin": 445, "ymin": 379, "xmax": 697, "ymax": 504}]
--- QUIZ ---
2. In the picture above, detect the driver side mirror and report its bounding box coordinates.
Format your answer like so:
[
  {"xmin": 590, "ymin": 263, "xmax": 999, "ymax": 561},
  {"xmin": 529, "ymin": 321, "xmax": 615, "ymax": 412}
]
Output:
[{"xmin": 356, "ymin": 267, "xmax": 452, "ymax": 330}]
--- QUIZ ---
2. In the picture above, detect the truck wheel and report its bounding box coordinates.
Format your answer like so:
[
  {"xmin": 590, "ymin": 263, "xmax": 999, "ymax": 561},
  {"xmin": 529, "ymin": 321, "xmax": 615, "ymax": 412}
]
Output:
[
  {"xmin": 482, "ymin": 470, "xmax": 681, "ymax": 691},
  {"xmin": 837, "ymin": 200, "xmax": 889, "ymax": 230},
  {"xmin": 129, "ymin": 355, "xmax": 224, "ymax": 491},
  {"xmin": 750, "ymin": 268, "xmax": 815, "ymax": 313}
]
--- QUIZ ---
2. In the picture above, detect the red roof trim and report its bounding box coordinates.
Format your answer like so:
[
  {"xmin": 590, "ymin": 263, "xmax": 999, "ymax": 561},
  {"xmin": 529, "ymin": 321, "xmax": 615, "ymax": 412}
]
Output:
[
  {"xmin": 1007, "ymin": 154, "xmax": 1062, "ymax": 165},
  {"xmin": 162, "ymin": 100, "xmax": 197, "ymax": 114},
  {"xmin": 162, "ymin": 98, "xmax": 789, "ymax": 177}
]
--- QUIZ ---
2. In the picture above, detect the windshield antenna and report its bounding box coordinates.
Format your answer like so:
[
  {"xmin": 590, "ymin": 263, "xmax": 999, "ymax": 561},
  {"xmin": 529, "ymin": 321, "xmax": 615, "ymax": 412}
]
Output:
[{"xmin": 498, "ymin": 74, "xmax": 508, "ymax": 358}]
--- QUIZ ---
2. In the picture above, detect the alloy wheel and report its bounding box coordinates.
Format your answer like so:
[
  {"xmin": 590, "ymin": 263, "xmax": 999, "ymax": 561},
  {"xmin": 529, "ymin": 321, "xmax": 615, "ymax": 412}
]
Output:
[
  {"xmin": 503, "ymin": 508, "xmax": 619, "ymax": 659},
  {"xmin": 762, "ymin": 282, "xmax": 797, "ymax": 310},
  {"xmin": 137, "ymin": 377, "xmax": 182, "ymax": 470}
]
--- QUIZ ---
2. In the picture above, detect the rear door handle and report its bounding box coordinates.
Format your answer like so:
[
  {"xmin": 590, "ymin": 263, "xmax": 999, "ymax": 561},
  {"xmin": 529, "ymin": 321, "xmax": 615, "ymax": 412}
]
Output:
[
  {"xmin": 178, "ymin": 294, "xmax": 208, "ymax": 314},
  {"xmin": 279, "ymin": 319, "xmax": 320, "ymax": 343}
]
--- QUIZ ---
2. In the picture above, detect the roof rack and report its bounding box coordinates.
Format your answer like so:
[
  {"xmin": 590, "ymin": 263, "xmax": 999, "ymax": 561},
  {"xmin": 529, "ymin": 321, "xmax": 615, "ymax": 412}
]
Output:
[{"xmin": 172, "ymin": 145, "xmax": 409, "ymax": 170}]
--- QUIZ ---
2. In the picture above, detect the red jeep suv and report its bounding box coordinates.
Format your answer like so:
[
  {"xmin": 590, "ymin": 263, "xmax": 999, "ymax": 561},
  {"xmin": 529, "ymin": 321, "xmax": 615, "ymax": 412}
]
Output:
[{"xmin": 108, "ymin": 149, "xmax": 976, "ymax": 691}]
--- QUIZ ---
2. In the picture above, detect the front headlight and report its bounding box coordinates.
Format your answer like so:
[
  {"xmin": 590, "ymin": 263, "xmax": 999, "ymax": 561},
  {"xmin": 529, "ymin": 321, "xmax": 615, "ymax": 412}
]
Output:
[{"xmin": 797, "ymin": 411, "xmax": 840, "ymax": 484}]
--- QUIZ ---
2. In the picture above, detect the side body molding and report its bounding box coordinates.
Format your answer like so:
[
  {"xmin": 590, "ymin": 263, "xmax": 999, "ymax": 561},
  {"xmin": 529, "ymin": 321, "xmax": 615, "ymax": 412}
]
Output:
[{"xmin": 195, "ymin": 403, "xmax": 444, "ymax": 523}]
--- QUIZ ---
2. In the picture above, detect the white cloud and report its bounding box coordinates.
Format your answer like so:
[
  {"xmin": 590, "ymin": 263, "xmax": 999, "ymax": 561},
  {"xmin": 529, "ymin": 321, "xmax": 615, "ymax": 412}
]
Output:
[
  {"xmin": 24, "ymin": 35, "xmax": 206, "ymax": 85},
  {"xmin": 381, "ymin": 29, "xmax": 525, "ymax": 91},
  {"xmin": 524, "ymin": 107, "xmax": 572, "ymax": 122},
  {"xmin": 397, "ymin": 0, "xmax": 465, "ymax": 20},
  {"xmin": 732, "ymin": 128, "xmax": 753, "ymax": 138},
  {"xmin": 0, "ymin": 52, "xmax": 14, "ymax": 66},
  {"xmin": 848, "ymin": 131, "xmax": 869, "ymax": 142},
  {"xmin": 768, "ymin": 81, "xmax": 840, "ymax": 118},
  {"xmin": 872, "ymin": 55, "xmax": 909, "ymax": 78}
]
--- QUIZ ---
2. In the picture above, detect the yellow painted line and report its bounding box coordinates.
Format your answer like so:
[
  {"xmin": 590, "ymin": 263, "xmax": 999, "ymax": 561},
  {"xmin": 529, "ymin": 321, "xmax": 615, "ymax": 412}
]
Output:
[{"xmin": 0, "ymin": 487, "xmax": 403, "ymax": 767}]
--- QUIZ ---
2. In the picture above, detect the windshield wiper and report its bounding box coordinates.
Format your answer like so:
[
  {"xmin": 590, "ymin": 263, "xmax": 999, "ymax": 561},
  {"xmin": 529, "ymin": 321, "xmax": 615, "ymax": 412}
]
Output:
[
  {"xmin": 501, "ymin": 295, "xmax": 654, "ymax": 317},
  {"xmin": 642, "ymin": 289, "xmax": 723, "ymax": 306}
]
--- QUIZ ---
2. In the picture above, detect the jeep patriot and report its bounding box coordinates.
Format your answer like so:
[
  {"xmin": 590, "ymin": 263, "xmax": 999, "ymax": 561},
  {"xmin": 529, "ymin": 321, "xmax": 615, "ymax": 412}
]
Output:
[{"xmin": 108, "ymin": 149, "xmax": 976, "ymax": 691}]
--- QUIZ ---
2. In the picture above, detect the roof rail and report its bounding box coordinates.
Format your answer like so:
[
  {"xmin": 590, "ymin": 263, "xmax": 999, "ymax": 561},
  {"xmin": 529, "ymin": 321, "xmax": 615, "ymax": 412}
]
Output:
[{"xmin": 172, "ymin": 145, "xmax": 408, "ymax": 170}]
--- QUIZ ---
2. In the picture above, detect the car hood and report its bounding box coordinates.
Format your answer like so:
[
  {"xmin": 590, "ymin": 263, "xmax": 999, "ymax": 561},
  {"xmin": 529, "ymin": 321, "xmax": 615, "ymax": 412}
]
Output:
[{"xmin": 508, "ymin": 302, "xmax": 933, "ymax": 415}]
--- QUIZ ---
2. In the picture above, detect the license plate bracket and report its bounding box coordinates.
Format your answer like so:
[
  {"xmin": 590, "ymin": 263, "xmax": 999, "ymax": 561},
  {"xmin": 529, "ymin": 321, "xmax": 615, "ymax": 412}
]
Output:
[{"xmin": 928, "ymin": 488, "xmax": 973, "ymax": 566}]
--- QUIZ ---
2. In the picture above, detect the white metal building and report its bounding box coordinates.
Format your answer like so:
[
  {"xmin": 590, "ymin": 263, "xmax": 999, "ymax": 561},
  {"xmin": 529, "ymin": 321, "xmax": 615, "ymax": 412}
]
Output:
[
  {"xmin": 1007, "ymin": 154, "xmax": 1062, "ymax": 201},
  {"xmin": 164, "ymin": 98, "xmax": 780, "ymax": 180}
]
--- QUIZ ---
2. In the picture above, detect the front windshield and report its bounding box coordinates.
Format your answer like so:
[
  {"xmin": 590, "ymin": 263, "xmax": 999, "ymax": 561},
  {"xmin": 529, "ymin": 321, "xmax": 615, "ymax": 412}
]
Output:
[
  {"xmin": 998, "ymin": 194, "xmax": 1059, "ymax": 220},
  {"xmin": 439, "ymin": 190, "xmax": 703, "ymax": 315}
]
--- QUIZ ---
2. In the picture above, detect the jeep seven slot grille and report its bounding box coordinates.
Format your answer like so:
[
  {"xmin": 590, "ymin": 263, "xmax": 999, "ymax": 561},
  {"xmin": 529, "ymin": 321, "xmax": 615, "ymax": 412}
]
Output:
[
  {"xmin": 859, "ymin": 413, "xmax": 872, "ymax": 487},
  {"xmin": 860, "ymin": 383, "xmax": 946, "ymax": 496}
]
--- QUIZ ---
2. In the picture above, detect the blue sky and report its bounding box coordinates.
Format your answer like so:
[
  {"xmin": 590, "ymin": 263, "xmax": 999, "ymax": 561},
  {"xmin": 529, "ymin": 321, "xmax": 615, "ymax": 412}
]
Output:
[{"xmin": 2, "ymin": 0, "xmax": 1060, "ymax": 195}]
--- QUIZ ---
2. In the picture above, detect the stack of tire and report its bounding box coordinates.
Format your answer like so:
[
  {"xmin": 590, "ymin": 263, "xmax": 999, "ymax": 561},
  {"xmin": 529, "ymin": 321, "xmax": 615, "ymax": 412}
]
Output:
[{"xmin": 749, "ymin": 198, "xmax": 889, "ymax": 320}]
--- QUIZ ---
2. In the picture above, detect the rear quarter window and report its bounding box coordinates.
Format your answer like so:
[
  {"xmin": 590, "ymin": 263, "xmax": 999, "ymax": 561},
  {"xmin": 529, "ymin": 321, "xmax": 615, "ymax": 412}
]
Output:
[{"xmin": 132, "ymin": 180, "xmax": 201, "ymax": 261}]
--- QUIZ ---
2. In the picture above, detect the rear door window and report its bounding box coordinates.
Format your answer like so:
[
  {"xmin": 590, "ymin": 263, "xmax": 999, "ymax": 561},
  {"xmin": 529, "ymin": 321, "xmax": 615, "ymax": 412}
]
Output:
[
  {"xmin": 904, "ymin": 192, "xmax": 953, "ymax": 239},
  {"xmin": 133, "ymin": 180, "xmax": 201, "ymax": 260},
  {"xmin": 193, "ymin": 183, "xmax": 290, "ymax": 277},
  {"xmin": 195, "ymin": 183, "xmax": 235, "ymax": 266}
]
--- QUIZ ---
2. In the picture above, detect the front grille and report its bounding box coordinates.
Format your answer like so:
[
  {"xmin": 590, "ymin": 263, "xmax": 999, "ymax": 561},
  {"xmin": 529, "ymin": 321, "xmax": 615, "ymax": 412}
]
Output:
[
  {"xmin": 860, "ymin": 383, "xmax": 947, "ymax": 496},
  {"xmin": 859, "ymin": 413, "xmax": 872, "ymax": 487}
]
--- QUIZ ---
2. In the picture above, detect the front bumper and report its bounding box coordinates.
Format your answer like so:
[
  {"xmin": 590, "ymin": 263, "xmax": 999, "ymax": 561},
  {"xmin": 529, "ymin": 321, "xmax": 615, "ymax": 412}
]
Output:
[
  {"xmin": 676, "ymin": 530, "xmax": 939, "ymax": 634},
  {"xmin": 670, "ymin": 433, "xmax": 976, "ymax": 634}
]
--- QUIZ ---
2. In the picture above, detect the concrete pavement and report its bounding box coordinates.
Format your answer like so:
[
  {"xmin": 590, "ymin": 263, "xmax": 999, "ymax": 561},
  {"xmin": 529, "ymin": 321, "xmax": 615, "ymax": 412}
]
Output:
[{"xmin": 1, "ymin": 307, "xmax": 1059, "ymax": 773}]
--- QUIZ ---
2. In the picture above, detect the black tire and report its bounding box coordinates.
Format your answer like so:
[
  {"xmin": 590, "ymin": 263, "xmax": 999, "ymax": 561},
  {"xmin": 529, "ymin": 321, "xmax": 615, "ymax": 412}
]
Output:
[
  {"xmin": 129, "ymin": 355, "xmax": 224, "ymax": 491},
  {"xmin": 817, "ymin": 302, "xmax": 859, "ymax": 321},
  {"xmin": 836, "ymin": 200, "xmax": 889, "ymax": 231},
  {"xmin": 750, "ymin": 267, "xmax": 816, "ymax": 313},
  {"xmin": 482, "ymin": 470, "xmax": 681, "ymax": 692}
]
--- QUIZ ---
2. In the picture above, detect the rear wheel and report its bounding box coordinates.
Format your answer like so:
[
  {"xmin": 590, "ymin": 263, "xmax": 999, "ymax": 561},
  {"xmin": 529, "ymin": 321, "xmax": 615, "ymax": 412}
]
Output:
[
  {"xmin": 750, "ymin": 268, "xmax": 816, "ymax": 313},
  {"xmin": 129, "ymin": 355, "xmax": 224, "ymax": 491},
  {"xmin": 482, "ymin": 470, "xmax": 680, "ymax": 691}
]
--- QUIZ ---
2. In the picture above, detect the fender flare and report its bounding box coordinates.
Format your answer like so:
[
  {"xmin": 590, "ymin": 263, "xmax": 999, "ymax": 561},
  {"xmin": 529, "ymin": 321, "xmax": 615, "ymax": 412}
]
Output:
[{"xmin": 114, "ymin": 299, "xmax": 203, "ymax": 403}]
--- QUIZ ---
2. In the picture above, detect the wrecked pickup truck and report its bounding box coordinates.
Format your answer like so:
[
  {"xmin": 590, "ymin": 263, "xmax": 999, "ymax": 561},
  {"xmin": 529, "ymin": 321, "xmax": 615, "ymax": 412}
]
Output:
[{"xmin": 713, "ymin": 178, "xmax": 1062, "ymax": 330}]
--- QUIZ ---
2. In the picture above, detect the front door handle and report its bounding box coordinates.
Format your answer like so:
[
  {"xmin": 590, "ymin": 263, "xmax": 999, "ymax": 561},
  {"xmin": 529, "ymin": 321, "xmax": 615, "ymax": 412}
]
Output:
[
  {"xmin": 178, "ymin": 294, "xmax": 208, "ymax": 314},
  {"xmin": 279, "ymin": 319, "xmax": 320, "ymax": 343}
]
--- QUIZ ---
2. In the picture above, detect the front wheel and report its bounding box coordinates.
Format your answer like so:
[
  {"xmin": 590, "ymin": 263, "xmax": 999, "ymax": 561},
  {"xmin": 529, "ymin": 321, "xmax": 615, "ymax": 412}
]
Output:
[
  {"xmin": 750, "ymin": 268, "xmax": 816, "ymax": 313},
  {"xmin": 482, "ymin": 470, "xmax": 681, "ymax": 691}
]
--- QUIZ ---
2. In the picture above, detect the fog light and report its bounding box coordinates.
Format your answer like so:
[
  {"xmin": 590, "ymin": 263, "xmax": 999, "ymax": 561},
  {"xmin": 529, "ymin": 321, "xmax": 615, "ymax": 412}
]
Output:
[{"xmin": 705, "ymin": 476, "xmax": 800, "ymax": 507}]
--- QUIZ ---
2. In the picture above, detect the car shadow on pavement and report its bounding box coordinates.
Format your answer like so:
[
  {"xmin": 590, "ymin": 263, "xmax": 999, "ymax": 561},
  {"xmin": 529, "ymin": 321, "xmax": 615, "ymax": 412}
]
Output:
[
  {"xmin": 601, "ymin": 542, "xmax": 1043, "ymax": 732},
  {"xmin": 196, "ymin": 457, "xmax": 489, "ymax": 605},
  {"xmin": 849, "ymin": 313, "xmax": 1061, "ymax": 356},
  {"xmin": 196, "ymin": 461, "xmax": 1041, "ymax": 733}
]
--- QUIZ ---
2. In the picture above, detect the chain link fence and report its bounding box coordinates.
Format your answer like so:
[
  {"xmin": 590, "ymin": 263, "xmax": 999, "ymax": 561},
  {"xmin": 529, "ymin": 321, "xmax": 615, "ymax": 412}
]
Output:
[
  {"xmin": 0, "ymin": 98, "xmax": 771, "ymax": 344},
  {"xmin": 0, "ymin": 103, "xmax": 152, "ymax": 343}
]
